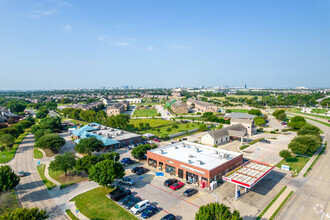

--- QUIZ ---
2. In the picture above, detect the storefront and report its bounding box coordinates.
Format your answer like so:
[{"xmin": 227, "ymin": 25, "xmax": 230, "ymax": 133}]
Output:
[
  {"xmin": 186, "ymin": 171, "xmax": 199, "ymax": 184},
  {"xmin": 148, "ymin": 158, "xmax": 157, "ymax": 168},
  {"xmin": 165, "ymin": 164, "xmax": 176, "ymax": 176}
]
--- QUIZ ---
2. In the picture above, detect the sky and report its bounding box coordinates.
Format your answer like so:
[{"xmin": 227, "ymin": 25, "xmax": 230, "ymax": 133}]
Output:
[{"xmin": 1, "ymin": 0, "xmax": 330, "ymax": 90}]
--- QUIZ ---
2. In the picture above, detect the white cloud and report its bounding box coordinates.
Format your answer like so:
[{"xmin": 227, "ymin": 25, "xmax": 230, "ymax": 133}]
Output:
[
  {"xmin": 171, "ymin": 45, "xmax": 190, "ymax": 50},
  {"xmin": 146, "ymin": 46, "xmax": 157, "ymax": 51},
  {"xmin": 64, "ymin": 24, "xmax": 72, "ymax": 31},
  {"xmin": 97, "ymin": 35, "xmax": 107, "ymax": 42},
  {"xmin": 115, "ymin": 42, "xmax": 130, "ymax": 47},
  {"xmin": 34, "ymin": 9, "xmax": 57, "ymax": 16}
]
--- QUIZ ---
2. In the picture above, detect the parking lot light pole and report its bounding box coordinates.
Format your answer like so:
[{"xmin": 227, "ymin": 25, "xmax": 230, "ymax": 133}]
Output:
[
  {"xmin": 114, "ymin": 156, "xmax": 118, "ymax": 188},
  {"xmin": 213, "ymin": 194, "xmax": 218, "ymax": 203}
]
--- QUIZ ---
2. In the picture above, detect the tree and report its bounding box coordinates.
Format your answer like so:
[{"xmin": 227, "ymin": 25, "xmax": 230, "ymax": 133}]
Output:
[
  {"xmin": 273, "ymin": 109, "xmax": 285, "ymax": 119},
  {"xmin": 36, "ymin": 110, "xmax": 49, "ymax": 119},
  {"xmin": 76, "ymin": 155, "xmax": 101, "ymax": 174},
  {"xmin": 0, "ymin": 127, "xmax": 20, "ymax": 138},
  {"xmin": 225, "ymin": 109, "xmax": 232, "ymax": 113},
  {"xmin": 49, "ymin": 152, "xmax": 76, "ymax": 176},
  {"xmin": 248, "ymin": 109, "xmax": 262, "ymax": 116},
  {"xmin": 0, "ymin": 165, "xmax": 19, "ymax": 192},
  {"xmin": 34, "ymin": 129, "xmax": 53, "ymax": 142},
  {"xmin": 288, "ymin": 135, "xmax": 321, "ymax": 155},
  {"xmin": 279, "ymin": 150, "xmax": 292, "ymax": 160},
  {"xmin": 287, "ymin": 116, "xmax": 306, "ymax": 129},
  {"xmin": 7, "ymin": 102, "xmax": 26, "ymax": 114},
  {"xmin": 106, "ymin": 114, "xmax": 130, "ymax": 129},
  {"xmin": 0, "ymin": 134, "xmax": 15, "ymax": 150},
  {"xmin": 217, "ymin": 124, "xmax": 223, "ymax": 129},
  {"xmin": 35, "ymin": 134, "xmax": 65, "ymax": 152},
  {"xmin": 298, "ymin": 124, "xmax": 321, "ymax": 136},
  {"xmin": 199, "ymin": 124, "xmax": 208, "ymax": 131},
  {"xmin": 100, "ymin": 152, "xmax": 120, "ymax": 161},
  {"xmin": 39, "ymin": 117, "xmax": 61, "ymax": 130},
  {"xmin": 88, "ymin": 160, "xmax": 125, "ymax": 187},
  {"xmin": 195, "ymin": 203, "xmax": 242, "ymax": 220},
  {"xmin": 277, "ymin": 113, "xmax": 287, "ymax": 121},
  {"xmin": 75, "ymin": 137, "xmax": 104, "ymax": 154},
  {"xmin": 166, "ymin": 127, "xmax": 172, "ymax": 132},
  {"xmin": 254, "ymin": 116, "xmax": 266, "ymax": 126},
  {"xmin": 0, "ymin": 207, "xmax": 48, "ymax": 220},
  {"xmin": 131, "ymin": 144, "xmax": 157, "ymax": 159}
]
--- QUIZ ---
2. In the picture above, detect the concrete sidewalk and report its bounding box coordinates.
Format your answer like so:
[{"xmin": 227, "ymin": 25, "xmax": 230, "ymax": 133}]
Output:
[
  {"xmin": 66, "ymin": 201, "xmax": 89, "ymax": 220},
  {"xmin": 262, "ymin": 187, "xmax": 293, "ymax": 219}
]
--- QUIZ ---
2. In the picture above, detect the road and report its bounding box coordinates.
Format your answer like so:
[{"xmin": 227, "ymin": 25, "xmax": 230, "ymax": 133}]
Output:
[
  {"xmin": 11, "ymin": 134, "xmax": 65, "ymax": 219},
  {"xmin": 276, "ymin": 119, "xmax": 330, "ymax": 220},
  {"xmin": 155, "ymin": 105, "xmax": 172, "ymax": 120}
]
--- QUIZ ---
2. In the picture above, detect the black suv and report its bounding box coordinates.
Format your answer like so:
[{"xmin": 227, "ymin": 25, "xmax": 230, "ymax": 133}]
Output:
[
  {"xmin": 164, "ymin": 179, "xmax": 178, "ymax": 187},
  {"xmin": 109, "ymin": 188, "xmax": 131, "ymax": 201},
  {"xmin": 136, "ymin": 167, "xmax": 149, "ymax": 175},
  {"xmin": 131, "ymin": 166, "xmax": 142, "ymax": 173}
]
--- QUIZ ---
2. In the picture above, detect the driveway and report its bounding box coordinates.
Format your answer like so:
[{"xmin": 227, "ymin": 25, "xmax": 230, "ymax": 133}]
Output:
[{"xmin": 155, "ymin": 105, "xmax": 171, "ymax": 120}]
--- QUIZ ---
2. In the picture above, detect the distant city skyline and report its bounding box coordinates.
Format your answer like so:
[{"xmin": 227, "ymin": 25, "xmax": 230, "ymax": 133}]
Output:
[{"xmin": 1, "ymin": 0, "xmax": 330, "ymax": 90}]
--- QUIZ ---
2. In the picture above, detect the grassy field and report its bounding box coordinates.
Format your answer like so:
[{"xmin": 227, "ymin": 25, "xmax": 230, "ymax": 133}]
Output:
[
  {"xmin": 130, "ymin": 118, "xmax": 175, "ymax": 128},
  {"xmin": 63, "ymin": 118, "xmax": 88, "ymax": 126},
  {"xmin": 65, "ymin": 210, "xmax": 79, "ymax": 220},
  {"xmin": 48, "ymin": 169, "xmax": 88, "ymax": 189},
  {"xmin": 0, "ymin": 130, "xmax": 29, "ymax": 164},
  {"xmin": 134, "ymin": 102, "xmax": 163, "ymax": 106},
  {"xmin": 225, "ymin": 109, "xmax": 250, "ymax": 113},
  {"xmin": 132, "ymin": 108, "xmax": 158, "ymax": 117},
  {"xmin": 276, "ymin": 156, "xmax": 310, "ymax": 176},
  {"xmin": 299, "ymin": 112, "xmax": 330, "ymax": 121},
  {"xmin": 36, "ymin": 164, "xmax": 57, "ymax": 190},
  {"xmin": 72, "ymin": 187, "xmax": 137, "ymax": 220},
  {"xmin": 311, "ymin": 109, "xmax": 328, "ymax": 114},
  {"xmin": 34, "ymin": 148, "xmax": 43, "ymax": 159},
  {"xmin": 174, "ymin": 116, "xmax": 205, "ymax": 121},
  {"xmin": 140, "ymin": 122, "xmax": 198, "ymax": 137},
  {"xmin": 0, "ymin": 190, "xmax": 20, "ymax": 213}
]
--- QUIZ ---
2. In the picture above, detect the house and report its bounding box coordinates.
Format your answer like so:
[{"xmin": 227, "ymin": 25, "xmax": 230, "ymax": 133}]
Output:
[
  {"xmin": 0, "ymin": 107, "xmax": 18, "ymax": 122},
  {"xmin": 100, "ymin": 98, "xmax": 116, "ymax": 106},
  {"xmin": 201, "ymin": 124, "xmax": 248, "ymax": 146},
  {"xmin": 187, "ymin": 98, "xmax": 218, "ymax": 113},
  {"xmin": 106, "ymin": 101, "xmax": 129, "ymax": 116},
  {"xmin": 66, "ymin": 101, "xmax": 103, "ymax": 111},
  {"xmin": 224, "ymin": 113, "xmax": 257, "ymax": 136},
  {"xmin": 72, "ymin": 122, "xmax": 142, "ymax": 149},
  {"xmin": 167, "ymin": 99, "xmax": 188, "ymax": 114}
]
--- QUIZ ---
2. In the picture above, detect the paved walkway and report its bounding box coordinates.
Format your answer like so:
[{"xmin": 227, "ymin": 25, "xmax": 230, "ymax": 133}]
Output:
[
  {"xmin": 67, "ymin": 201, "xmax": 89, "ymax": 220},
  {"xmin": 263, "ymin": 187, "xmax": 294, "ymax": 219}
]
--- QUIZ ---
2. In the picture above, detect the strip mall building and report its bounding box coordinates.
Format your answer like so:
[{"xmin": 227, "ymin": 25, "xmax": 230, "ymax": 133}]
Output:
[{"xmin": 147, "ymin": 141, "xmax": 243, "ymax": 189}]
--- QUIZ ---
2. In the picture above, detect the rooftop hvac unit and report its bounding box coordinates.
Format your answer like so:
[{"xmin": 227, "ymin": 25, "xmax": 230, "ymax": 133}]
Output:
[
  {"xmin": 98, "ymin": 132, "xmax": 102, "ymax": 135},
  {"xmin": 197, "ymin": 160, "xmax": 203, "ymax": 165},
  {"xmin": 224, "ymin": 154, "xmax": 229, "ymax": 159},
  {"xmin": 214, "ymin": 151, "xmax": 219, "ymax": 155},
  {"xmin": 188, "ymin": 160, "xmax": 192, "ymax": 164},
  {"xmin": 110, "ymin": 128, "xmax": 114, "ymax": 131},
  {"xmin": 218, "ymin": 155, "xmax": 223, "ymax": 159},
  {"xmin": 181, "ymin": 144, "xmax": 185, "ymax": 148},
  {"xmin": 97, "ymin": 126, "xmax": 101, "ymax": 129},
  {"xmin": 175, "ymin": 146, "xmax": 178, "ymax": 149},
  {"xmin": 189, "ymin": 154, "xmax": 193, "ymax": 158},
  {"xmin": 160, "ymin": 149, "xmax": 164, "ymax": 154},
  {"xmin": 195, "ymin": 148, "xmax": 199, "ymax": 152}
]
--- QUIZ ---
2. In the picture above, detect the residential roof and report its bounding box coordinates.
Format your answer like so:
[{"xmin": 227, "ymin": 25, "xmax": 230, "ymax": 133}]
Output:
[
  {"xmin": 171, "ymin": 100, "xmax": 187, "ymax": 108},
  {"xmin": 148, "ymin": 141, "xmax": 242, "ymax": 171},
  {"xmin": 188, "ymin": 98, "xmax": 217, "ymax": 107},
  {"xmin": 74, "ymin": 131, "xmax": 120, "ymax": 146},
  {"xmin": 206, "ymin": 124, "xmax": 247, "ymax": 139},
  {"xmin": 224, "ymin": 113, "xmax": 256, "ymax": 119}
]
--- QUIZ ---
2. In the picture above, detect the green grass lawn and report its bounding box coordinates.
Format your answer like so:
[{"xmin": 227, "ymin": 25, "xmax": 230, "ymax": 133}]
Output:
[
  {"xmin": 34, "ymin": 148, "xmax": 43, "ymax": 159},
  {"xmin": 174, "ymin": 116, "xmax": 205, "ymax": 121},
  {"xmin": 299, "ymin": 112, "xmax": 330, "ymax": 121},
  {"xmin": 134, "ymin": 102, "xmax": 163, "ymax": 106},
  {"xmin": 140, "ymin": 122, "xmax": 199, "ymax": 137},
  {"xmin": 225, "ymin": 109, "xmax": 250, "ymax": 113},
  {"xmin": 276, "ymin": 156, "xmax": 310, "ymax": 176},
  {"xmin": 72, "ymin": 187, "xmax": 137, "ymax": 220},
  {"xmin": 0, "ymin": 130, "xmax": 29, "ymax": 164},
  {"xmin": 48, "ymin": 169, "xmax": 88, "ymax": 189},
  {"xmin": 63, "ymin": 118, "xmax": 88, "ymax": 126},
  {"xmin": 36, "ymin": 164, "xmax": 57, "ymax": 190},
  {"xmin": 130, "ymin": 118, "xmax": 175, "ymax": 128},
  {"xmin": 311, "ymin": 109, "xmax": 328, "ymax": 114},
  {"xmin": 65, "ymin": 209, "xmax": 79, "ymax": 220},
  {"xmin": 132, "ymin": 108, "xmax": 158, "ymax": 117}
]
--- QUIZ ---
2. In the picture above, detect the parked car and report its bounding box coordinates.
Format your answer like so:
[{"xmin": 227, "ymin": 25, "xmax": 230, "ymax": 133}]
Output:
[
  {"xmin": 259, "ymin": 139, "xmax": 271, "ymax": 144},
  {"xmin": 170, "ymin": 182, "xmax": 184, "ymax": 190},
  {"xmin": 141, "ymin": 206, "xmax": 158, "ymax": 219},
  {"xmin": 121, "ymin": 157, "xmax": 134, "ymax": 164},
  {"xmin": 183, "ymin": 188, "xmax": 198, "ymax": 197},
  {"xmin": 161, "ymin": 214, "xmax": 176, "ymax": 220},
  {"xmin": 118, "ymin": 177, "xmax": 135, "ymax": 186},
  {"xmin": 153, "ymin": 138, "xmax": 160, "ymax": 142},
  {"xmin": 118, "ymin": 195, "xmax": 134, "ymax": 205},
  {"xmin": 131, "ymin": 200, "xmax": 150, "ymax": 214},
  {"xmin": 136, "ymin": 167, "xmax": 149, "ymax": 175},
  {"xmin": 126, "ymin": 146, "xmax": 132, "ymax": 150},
  {"xmin": 109, "ymin": 188, "xmax": 131, "ymax": 201},
  {"xmin": 125, "ymin": 196, "xmax": 142, "ymax": 209},
  {"xmin": 17, "ymin": 171, "xmax": 24, "ymax": 177},
  {"xmin": 131, "ymin": 166, "xmax": 142, "ymax": 173},
  {"xmin": 164, "ymin": 179, "xmax": 178, "ymax": 187}
]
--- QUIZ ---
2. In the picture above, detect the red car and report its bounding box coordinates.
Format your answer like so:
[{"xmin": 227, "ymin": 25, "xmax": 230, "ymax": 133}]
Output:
[
  {"xmin": 170, "ymin": 182, "xmax": 184, "ymax": 190},
  {"xmin": 153, "ymin": 138, "xmax": 160, "ymax": 142}
]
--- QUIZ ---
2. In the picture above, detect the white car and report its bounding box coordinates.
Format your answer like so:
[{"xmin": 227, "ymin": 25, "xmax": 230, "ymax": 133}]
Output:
[
  {"xmin": 118, "ymin": 177, "xmax": 135, "ymax": 186},
  {"xmin": 131, "ymin": 200, "xmax": 150, "ymax": 214},
  {"xmin": 17, "ymin": 171, "xmax": 24, "ymax": 177}
]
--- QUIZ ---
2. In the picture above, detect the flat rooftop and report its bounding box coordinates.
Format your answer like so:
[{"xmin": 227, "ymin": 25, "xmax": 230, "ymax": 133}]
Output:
[
  {"xmin": 88, "ymin": 124, "xmax": 141, "ymax": 141},
  {"xmin": 223, "ymin": 160, "xmax": 275, "ymax": 188},
  {"xmin": 148, "ymin": 141, "xmax": 242, "ymax": 171}
]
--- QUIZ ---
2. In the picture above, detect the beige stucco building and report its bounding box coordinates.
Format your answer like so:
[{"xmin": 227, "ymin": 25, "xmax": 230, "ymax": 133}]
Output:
[{"xmin": 187, "ymin": 98, "xmax": 218, "ymax": 113}]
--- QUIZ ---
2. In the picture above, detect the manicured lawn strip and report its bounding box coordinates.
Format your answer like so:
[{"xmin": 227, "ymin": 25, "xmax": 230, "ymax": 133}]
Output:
[
  {"xmin": 34, "ymin": 148, "xmax": 43, "ymax": 159},
  {"xmin": 300, "ymin": 113, "xmax": 330, "ymax": 121},
  {"xmin": 64, "ymin": 118, "xmax": 88, "ymax": 126},
  {"xmin": 130, "ymin": 119, "xmax": 175, "ymax": 128},
  {"xmin": 36, "ymin": 164, "xmax": 57, "ymax": 190},
  {"xmin": 226, "ymin": 109, "xmax": 250, "ymax": 113},
  {"xmin": 311, "ymin": 109, "xmax": 328, "ymax": 114},
  {"xmin": 139, "ymin": 123, "xmax": 199, "ymax": 137},
  {"xmin": 256, "ymin": 186, "xmax": 287, "ymax": 220},
  {"xmin": 269, "ymin": 191, "xmax": 294, "ymax": 220},
  {"xmin": 304, "ymin": 142, "xmax": 327, "ymax": 177},
  {"xmin": 133, "ymin": 109, "xmax": 158, "ymax": 117},
  {"xmin": 0, "ymin": 130, "xmax": 29, "ymax": 164},
  {"xmin": 72, "ymin": 187, "xmax": 137, "ymax": 220},
  {"xmin": 276, "ymin": 157, "xmax": 310, "ymax": 176},
  {"xmin": 65, "ymin": 209, "xmax": 79, "ymax": 220},
  {"xmin": 305, "ymin": 118, "xmax": 330, "ymax": 127},
  {"xmin": 239, "ymin": 138, "xmax": 264, "ymax": 150},
  {"xmin": 48, "ymin": 169, "xmax": 88, "ymax": 188},
  {"xmin": 174, "ymin": 117, "xmax": 205, "ymax": 121}
]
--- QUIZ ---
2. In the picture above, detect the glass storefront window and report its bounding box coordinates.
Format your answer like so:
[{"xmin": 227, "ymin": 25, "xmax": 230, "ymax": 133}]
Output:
[
  {"xmin": 148, "ymin": 159, "xmax": 157, "ymax": 168},
  {"xmin": 165, "ymin": 164, "xmax": 176, "ymax": 176},
  {"xmin": 186, "ymin": 171, "xmax": 198, "ymax": 184}
]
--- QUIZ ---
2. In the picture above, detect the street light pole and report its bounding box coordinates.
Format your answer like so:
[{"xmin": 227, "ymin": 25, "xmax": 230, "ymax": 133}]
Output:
[
  {"xmin": 114, "ymin": 155, "xmax": 118, "ymax": 188},
  {"xmin": 213, "ymin": 194, "xmax": 218, "ymax": 203}
]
